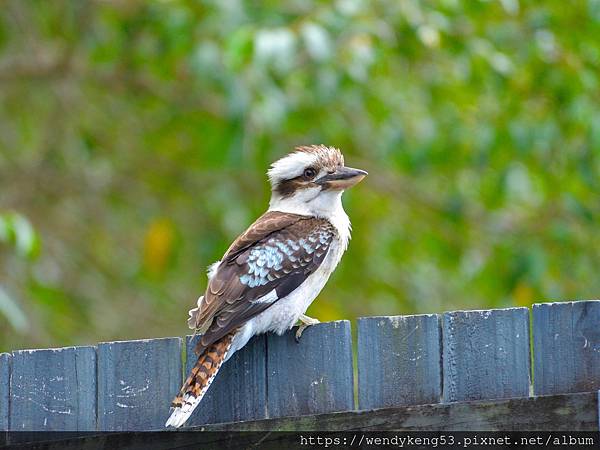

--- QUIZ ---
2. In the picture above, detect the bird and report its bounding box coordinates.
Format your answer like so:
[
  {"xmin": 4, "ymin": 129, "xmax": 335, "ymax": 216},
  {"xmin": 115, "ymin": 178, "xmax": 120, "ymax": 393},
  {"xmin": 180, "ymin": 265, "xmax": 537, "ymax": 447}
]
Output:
[{"xmin": 165, "ymin": 145, "xmax": 367, "ymax": 428}]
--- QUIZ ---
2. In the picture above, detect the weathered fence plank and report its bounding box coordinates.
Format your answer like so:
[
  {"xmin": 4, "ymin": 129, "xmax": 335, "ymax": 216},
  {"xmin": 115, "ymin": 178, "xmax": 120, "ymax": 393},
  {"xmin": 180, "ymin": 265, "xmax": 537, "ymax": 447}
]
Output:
[
  {"xmin": 533, "ymin": 301, "xmax": 600, "ymax": 395},
  {"xmin": 204, "ymin": 391, "xmax": 597, "ymax": 432},
  {"xmin": 442, "ymin": 308, "xmax": 530, "ymax": 402},
  {"xmin": 1, "ymin": 353, "xmax": 10, "ymax": 431},
  {"xmin": 4, "ymin": 392, "xmax": 597, "ymax": 449},
  {"xmin": 357, "ymin": 314, "xmax": 441, "ymax": 409},
  {"xmin": 9, "ymin": 346, "xmax": 96, "ymax": 431},
  {"xmin": 6, "ymin": 300, "xmax": 600, "ymax": 435},
  {"xmin": 97, "ymin": 337, "xmax": 181, "ymax": 431},
  {"xmin": 266, "ymin": 321, "xmax": 354, "ymax": 418},
  {"xmin": 184, "ymin": 334, "xmax": 267, "ymax": 426}
]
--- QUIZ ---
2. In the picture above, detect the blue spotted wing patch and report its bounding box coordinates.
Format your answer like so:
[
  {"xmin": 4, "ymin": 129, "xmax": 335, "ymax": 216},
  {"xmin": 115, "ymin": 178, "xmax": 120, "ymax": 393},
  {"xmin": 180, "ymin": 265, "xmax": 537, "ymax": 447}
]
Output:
[
  {"xmin": 239, "ymin": 226, "xmax": 334, "ymax": 292},
  {"xmin": 193, "ymin": 212, "xmax": 338, "ymax": 355}
]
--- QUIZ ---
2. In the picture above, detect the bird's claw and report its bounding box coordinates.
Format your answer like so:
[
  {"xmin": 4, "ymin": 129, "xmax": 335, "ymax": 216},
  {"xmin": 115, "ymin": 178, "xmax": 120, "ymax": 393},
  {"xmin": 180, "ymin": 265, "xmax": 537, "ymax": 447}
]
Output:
[
  {"xmin": 295, "ymin": 325, "xmax": 308, "ymax": 343},
  {"xmin": 294, "ymin": 315, "xmax": 320, "ymax": 343}
]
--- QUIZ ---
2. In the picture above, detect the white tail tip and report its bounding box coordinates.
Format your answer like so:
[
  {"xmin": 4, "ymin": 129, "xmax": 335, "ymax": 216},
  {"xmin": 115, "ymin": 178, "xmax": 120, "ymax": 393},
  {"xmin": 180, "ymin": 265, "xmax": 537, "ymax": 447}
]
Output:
[{"xmin": 164, "ymin": 393, "xmax": 201, "ymax": 428}]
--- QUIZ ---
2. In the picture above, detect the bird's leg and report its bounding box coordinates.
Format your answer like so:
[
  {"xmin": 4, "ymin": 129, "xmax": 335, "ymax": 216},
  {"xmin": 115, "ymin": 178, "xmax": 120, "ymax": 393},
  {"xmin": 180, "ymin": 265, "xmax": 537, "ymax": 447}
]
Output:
[{"xmin": 295, "ymin": 314, "xmax": 320, "ymax": 342}]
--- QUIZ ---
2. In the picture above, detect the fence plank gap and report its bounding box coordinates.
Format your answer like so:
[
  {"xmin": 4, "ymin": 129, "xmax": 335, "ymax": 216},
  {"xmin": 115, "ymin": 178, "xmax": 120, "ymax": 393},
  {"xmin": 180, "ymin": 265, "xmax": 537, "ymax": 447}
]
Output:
[
  {"xmin": 183, "ymin": 334, "xmax": 267, "ymax": 426},
  {"xmin": 9, "ymin": 346, "xmax": 96, "ymax": 431},
  {"xmin": 97, "ymin": 337, "xmax": 181, "ymax": 431},
  {"xmin": 357, "ymin": 314, "xmax": 441, "ymax": 410},
  {"xmin": 533, "ymin": 300, "xmax": 600, "ymax": 395},
  {"xmin": 266, "ymin": 320, "xmax": 354, "ymax": 418},
  {"xmin": 442, "ymin": 308, "xmax": 530, "ymax": 403}
]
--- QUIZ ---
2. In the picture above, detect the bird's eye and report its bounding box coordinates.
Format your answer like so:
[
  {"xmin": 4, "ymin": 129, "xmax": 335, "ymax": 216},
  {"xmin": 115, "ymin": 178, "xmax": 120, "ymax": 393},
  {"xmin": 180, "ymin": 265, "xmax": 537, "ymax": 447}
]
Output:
[{"xmin": 303, "ymin": 168, "xmax": 317, "ymax": 179}]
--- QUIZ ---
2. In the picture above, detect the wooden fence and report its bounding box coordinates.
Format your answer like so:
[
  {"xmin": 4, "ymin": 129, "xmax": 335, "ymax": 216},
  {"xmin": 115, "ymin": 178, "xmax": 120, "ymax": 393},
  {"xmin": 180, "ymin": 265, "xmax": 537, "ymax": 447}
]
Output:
[{"xmin": 1, "ymin": 300, "xmax": 600, "ymax": 432}]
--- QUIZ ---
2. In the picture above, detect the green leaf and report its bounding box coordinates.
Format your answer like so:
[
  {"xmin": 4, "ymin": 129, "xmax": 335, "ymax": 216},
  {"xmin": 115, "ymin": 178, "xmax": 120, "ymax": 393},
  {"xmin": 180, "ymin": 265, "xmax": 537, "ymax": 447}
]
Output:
[
  {"xmin": 0, "ymin": 212, "xmax": 41, "ymax": 260},
  {"xmin": 11, "ymin": 213, "xmax": 40, "ymax": 259},
  {"xmin": 225, "ymin": 26, "xmax": 254, "ymax": 71},
  {"xmin": 0, "ymin": 285, "xmax": 28, "ymax": 333},
  {"xmin": 0, "ymin": 215, "xmax": 10, "ymax": 242}
]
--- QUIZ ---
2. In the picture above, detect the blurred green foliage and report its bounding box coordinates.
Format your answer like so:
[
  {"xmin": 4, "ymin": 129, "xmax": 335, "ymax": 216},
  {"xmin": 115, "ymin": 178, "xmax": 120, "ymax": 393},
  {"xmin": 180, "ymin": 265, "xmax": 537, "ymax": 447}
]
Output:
[
  {"xmin": 1, "ymin": 0, "xmax": 600, "ymax": 351},
  {"xmin": 0, "ymin": 212, "xmax": 37, "ymax": 334}
]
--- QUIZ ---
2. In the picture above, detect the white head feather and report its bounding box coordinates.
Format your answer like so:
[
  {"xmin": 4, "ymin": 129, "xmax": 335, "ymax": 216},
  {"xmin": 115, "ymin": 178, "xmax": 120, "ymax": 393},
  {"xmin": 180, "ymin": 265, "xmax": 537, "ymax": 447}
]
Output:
[
  {"xmin": 267, "ymin": 145, "xmax": 344, "ymax": 187},
  {"xmin": 267, "ymin": 146, "xmax": 350, "ymax": 239},
  {"xmin": 267, "ymin": 151, "xmax": 319, "ymax": 186}
]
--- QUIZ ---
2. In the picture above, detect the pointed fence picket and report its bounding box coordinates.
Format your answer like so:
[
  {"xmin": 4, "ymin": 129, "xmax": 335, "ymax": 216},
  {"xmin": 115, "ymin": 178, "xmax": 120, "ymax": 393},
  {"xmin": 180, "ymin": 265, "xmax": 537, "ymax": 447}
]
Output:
[{"xmin": 1, "ymin": 300, "xmax": 600, "ymax": 432}]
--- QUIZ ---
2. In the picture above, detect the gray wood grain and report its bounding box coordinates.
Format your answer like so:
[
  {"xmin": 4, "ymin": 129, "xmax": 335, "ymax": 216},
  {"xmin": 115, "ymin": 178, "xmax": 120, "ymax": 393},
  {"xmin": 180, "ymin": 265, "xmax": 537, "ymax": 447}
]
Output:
[
  {"xmin": 266, "ymin": 320, "xmax": 354, "ymax": 418},
  {"xmin": 533, "ymin": 300, "xmax": 600, "ymax": 395},
  {"xmin": 442, "ymin": 308, "xmax": 530, "ymax": 402},
  {"xmin": 204, "ymin": 391, "xmax": 597, "ymax": 433},
  {"xmin": 183, "ymin": 334, "xmax": 267, "ymax": 426},
  {"xmin": 97, "ymin": 337, "xmax": 182, "ymax": 431},
  {"xmin": 6, "ymin": 392, "xmax": 598, "ymax": 450},
  {"xmin": 357, "ymin": 314, "xmax": 441, "ymax": 410},
  {"xmin": 1, "ymin": 353, "xmax": 10, "ymax": 431},
  {"xmin": 5, "ymin": 392, "xmax": 597, "ymax": 450},
  {"xmin": 9, "ymin": 346, "xmax": 96, "ymax": 431}
]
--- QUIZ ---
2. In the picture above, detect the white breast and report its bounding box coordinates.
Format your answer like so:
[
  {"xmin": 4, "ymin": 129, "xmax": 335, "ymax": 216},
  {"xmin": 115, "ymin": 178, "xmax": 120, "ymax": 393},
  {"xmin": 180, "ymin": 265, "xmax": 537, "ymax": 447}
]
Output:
[
  {"xmin": 228, "ymin": 210, "xmax": 350, "ymax": 357},
  {"xmin": 225, "ymin": 190, "xmax": 351, "ymax": 358},
  {"xmin": 248, "ymin": 237, "xmax": 344, "ymax": 336}
]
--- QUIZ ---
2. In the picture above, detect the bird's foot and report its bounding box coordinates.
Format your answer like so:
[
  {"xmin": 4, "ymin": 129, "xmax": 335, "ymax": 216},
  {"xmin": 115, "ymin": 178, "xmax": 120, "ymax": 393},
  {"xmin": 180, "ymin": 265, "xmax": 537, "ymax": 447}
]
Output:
[{"xmin": 295, "ymin": 315, "xmax": 320, "ymax": 343}]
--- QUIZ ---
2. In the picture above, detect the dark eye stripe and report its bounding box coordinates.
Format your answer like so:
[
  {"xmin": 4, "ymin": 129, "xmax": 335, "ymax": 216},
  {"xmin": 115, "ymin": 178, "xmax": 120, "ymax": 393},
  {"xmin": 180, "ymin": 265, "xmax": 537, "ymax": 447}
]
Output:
[{"xmin": 275, "ymin": 168, "xmax": 320, "ymax": 198}]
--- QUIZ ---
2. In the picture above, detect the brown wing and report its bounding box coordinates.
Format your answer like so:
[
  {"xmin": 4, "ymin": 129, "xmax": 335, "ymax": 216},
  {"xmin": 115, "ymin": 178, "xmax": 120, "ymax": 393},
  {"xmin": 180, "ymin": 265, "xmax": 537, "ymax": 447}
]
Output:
[
  {"xmin": 222, "ymin": 211, "xmax": 305, "ymax": 260},
  {"xmin": 193, "ymin": 211, "xmax": 336, "ymax": 354},
  {"xmin": 191, "ymin": 211, "xmax": 304, "ymax": 331}
]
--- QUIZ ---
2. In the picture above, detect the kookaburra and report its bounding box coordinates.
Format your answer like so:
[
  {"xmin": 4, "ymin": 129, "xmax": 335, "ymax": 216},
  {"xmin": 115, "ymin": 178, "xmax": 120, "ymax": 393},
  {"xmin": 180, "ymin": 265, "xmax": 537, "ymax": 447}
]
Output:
[{"xmin": 165, "ymin": 145, "xmax": 366, "ymax": 428}]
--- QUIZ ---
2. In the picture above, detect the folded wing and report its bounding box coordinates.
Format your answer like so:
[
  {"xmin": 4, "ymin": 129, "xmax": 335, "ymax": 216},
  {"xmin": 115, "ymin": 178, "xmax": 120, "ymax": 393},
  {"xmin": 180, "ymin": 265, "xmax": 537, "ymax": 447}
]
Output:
[{"xmin": 192, "ymin": 210, "xmax": 336, "ymax": 355}]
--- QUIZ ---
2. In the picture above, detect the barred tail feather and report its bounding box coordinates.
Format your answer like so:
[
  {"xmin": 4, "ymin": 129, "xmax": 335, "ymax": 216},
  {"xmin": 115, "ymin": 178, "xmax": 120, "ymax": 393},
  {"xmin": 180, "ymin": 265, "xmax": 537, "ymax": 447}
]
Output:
[{"xmin": 165, "ymin": 332, "xmax": 235, "ymax": 428}]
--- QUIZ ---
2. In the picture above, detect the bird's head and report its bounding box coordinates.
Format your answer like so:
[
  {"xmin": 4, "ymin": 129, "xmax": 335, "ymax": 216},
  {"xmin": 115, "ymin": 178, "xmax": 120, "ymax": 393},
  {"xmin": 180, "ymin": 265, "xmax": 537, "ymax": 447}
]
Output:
[{"xmin": 267, "ymin": 145, "xmax": 367, "ymax": 216}]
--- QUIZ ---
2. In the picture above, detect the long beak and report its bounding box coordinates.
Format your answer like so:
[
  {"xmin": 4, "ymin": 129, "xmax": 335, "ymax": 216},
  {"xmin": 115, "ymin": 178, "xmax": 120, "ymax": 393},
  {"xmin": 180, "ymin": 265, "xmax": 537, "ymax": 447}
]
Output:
[{"xmin": 316, "ymin": 166, "xmax": 368, "ymax": 190}]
